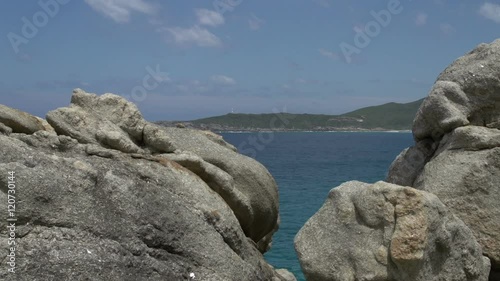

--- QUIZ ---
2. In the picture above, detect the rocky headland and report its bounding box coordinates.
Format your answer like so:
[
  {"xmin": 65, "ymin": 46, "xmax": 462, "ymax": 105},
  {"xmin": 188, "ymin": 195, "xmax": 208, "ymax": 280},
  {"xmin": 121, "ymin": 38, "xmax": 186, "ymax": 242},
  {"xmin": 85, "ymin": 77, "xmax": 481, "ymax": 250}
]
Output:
[
  {"xmin": 156, "ymin": 99, "xmax": 423, "ymax": 133},
  {"xmin": 295, "ymin": 39, "xmax": 500, "ymax": 281},
  {"xmin": 0, "ymin": 90, "xmax": 295, "ymax": 281},
  {"xmin": 1, "ymin": 39, "xmax": 499, "ymax": 281}
]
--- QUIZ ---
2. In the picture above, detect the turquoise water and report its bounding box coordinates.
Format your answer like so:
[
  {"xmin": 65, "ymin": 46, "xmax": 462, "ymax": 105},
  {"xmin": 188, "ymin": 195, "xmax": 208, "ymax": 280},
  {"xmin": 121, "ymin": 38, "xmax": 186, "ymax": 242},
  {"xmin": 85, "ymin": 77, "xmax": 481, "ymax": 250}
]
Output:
[{"xmin": 220, "ymin": 132, "xmax": 414, "ymax": 281}]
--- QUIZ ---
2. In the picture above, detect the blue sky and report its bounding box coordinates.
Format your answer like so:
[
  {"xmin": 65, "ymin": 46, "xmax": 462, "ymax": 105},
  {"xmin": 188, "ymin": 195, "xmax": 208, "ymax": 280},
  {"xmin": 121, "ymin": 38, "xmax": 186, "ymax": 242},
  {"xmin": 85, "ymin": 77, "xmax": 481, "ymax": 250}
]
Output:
[{"xmin": 1, "ymin": 0, "xmax": 499, "ymax": 121}]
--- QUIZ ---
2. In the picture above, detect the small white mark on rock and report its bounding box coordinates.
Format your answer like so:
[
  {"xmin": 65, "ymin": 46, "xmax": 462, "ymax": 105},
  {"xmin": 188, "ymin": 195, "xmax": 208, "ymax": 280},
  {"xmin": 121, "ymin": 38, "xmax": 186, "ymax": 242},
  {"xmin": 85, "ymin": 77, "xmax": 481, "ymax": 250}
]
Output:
[
  {"xmin": 86, "ymin": 249, "xmax": 92, "ymax": 254},
  {"xmin": 189, "ymin": 272, "xmax": 195, "ymax": 279}
]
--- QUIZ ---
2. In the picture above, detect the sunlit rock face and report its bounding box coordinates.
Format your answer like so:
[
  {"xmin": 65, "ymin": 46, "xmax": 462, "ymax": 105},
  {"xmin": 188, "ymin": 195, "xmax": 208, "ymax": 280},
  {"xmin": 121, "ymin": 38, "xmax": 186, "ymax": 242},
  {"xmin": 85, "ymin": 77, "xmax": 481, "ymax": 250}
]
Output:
[
  {"xmin": 0, "ymin": 90, "xmax": 292, "ymax": 281},
  {"xmin": 387, "ymin": 39, "xmax": 500, "ymax": 274}
]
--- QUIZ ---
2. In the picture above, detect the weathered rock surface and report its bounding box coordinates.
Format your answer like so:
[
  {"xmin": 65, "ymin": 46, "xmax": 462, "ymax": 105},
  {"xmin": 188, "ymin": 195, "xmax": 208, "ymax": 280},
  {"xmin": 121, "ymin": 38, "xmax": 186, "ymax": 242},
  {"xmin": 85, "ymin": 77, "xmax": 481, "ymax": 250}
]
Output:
[
  {"xmin": 413, "ymin": 39, "xmax": 500, "ymax": 141},
  {"xmin": 275, "ymin": 268, "xmax": 298, "ymax": 281},
  {"xmin": 35, "ymin": 116, "xmax": 55, "ymax": 133},
  {"xmin": 413, "ymin": 129, "xmax": 500, "ymax": 273},
  {"xmin": 0, "ymin": 92, "xmax": 289, "ymax": 280},
  {"xmin": 0, "ymin": 104, "xmax": 45, "ymax": 134},
  {"xmin": 386, "ymin": 138, "xmax": 436, "ymax": 187},
  {"xmin": 387, "ymin": 39, "xmax": 500, "ymax": 276},
  {"xmin": 159, "ymin": 126, "xmax": 279, "ymax": 251},
  {"xmin": 45, "ymin": 89, "xmax": 279, "ymax": 250},
  {"xmin": 295, "ymin": 181, "xmax": 491, "ymax": 281},
  {"xmin": 0, "ymin": 122, "xmax": 12, "ymax": 135}
]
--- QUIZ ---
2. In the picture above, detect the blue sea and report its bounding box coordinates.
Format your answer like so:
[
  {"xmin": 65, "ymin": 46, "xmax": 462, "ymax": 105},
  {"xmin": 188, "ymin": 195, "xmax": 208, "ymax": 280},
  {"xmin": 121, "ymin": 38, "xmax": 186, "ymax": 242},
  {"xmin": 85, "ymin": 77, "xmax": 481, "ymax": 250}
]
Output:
[{"xmin": 220, "ymin": 132, "xmax": 414, "ymax": 281}]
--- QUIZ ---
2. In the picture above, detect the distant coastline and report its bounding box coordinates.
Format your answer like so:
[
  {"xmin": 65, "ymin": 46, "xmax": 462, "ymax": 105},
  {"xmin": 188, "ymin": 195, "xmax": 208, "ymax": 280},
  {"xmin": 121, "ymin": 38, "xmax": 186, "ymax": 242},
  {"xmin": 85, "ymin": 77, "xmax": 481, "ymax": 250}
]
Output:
[
  {"xmin": 156, "ymin": 99, "xmax": 423, "ymax": 133},
  {"xmin": 155, "ymin": 121, "xmax": 412, "ymax": 133},
  {"xmin": 212, "ymin": 129, "xmax": 413, "ymax": 133}
]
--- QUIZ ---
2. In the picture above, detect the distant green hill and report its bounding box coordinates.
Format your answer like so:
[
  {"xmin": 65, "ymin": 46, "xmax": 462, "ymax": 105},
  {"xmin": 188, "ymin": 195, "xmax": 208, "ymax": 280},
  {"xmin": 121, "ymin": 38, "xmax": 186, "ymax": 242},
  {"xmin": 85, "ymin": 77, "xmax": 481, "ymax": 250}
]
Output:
[
  {"xmin": 157, "ymin": 99, "xmax": 424, "ymax": 131},
  {"xmin": 339, "ymin": 99, "xmax": 424, "ymax": 129}
]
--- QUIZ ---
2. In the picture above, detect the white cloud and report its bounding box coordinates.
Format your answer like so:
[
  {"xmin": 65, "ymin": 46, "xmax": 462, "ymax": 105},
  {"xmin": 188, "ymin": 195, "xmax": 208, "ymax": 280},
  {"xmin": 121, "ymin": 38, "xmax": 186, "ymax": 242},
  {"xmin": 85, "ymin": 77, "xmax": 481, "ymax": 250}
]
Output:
[
  {"xmin": 319, "ymin": 48, "xmax": 338, "ymax": 60},
  {"xmin": 439, "ymin": 23, "xmax": 455, "ymax": 35},
  {"xmin": 84, "ymin": 0, "xmax": 155, "ymax": 23},
  {"xmin": 415, "ymin": 12, "xmax": 428, "ymax": 26},
  {"xmin": 249, "ymin": 13, "xmax": 265, "ymax": 30},
  {"xmin": 479, "ymin": 2, "xmax": 500, "ymax": 23},
  {"xmin": 196, "ymin": 9, "xmax": 225, "ymax": 27},
  {"xmin": 211, "ymin": 75, "xmax": 236, "ymax": 85},
  {"xmin": 164, "ymin": 26, "xmax": 222, "ymax": 47}
]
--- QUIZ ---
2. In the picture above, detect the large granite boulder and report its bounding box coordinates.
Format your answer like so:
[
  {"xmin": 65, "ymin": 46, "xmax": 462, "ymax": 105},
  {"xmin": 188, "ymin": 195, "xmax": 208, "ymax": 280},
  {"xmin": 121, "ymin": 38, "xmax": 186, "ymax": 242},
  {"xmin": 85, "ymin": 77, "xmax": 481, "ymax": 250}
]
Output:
[
  {"xmin": 158, "ymin": 127, "xmax": 279, "ymax": 251},
  {"xmin": 45, "ymin": 89, "xmax": 279, "ymax": 251},
  {"xmin": 413, "ymin": 39, "xmax": 500, "ymax": 141},
  {"xmin": 412, "ymin": 127, "xmax": 500, "ymax": 273},
  {"xmin": 0, "ymin": 93, "xmax": 289, "ymax": 280},
  {"xmin": 0, "ymin": 104, "xmax": 45, "ymax": 134},
  {"xmin": 387, "ymin": 39, "xmax": 500, "ymax": 275},
  {"xmin": 295, "ymin": 181, "xmax": 490, "ymax": 281}
]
